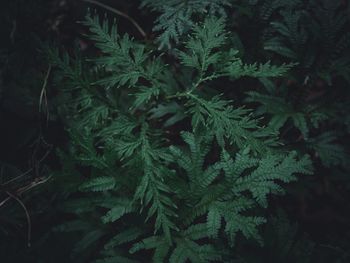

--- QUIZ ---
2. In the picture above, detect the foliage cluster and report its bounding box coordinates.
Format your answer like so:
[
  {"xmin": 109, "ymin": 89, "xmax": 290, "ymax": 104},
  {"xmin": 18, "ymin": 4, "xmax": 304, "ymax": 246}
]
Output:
[{"xmin": 1, "ymin": 0, "xmax": 350, "ymax": 262}]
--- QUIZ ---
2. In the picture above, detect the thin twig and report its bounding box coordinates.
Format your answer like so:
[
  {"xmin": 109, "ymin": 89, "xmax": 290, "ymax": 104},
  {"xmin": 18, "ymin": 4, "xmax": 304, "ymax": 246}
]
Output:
[
  {"xmin": 17, "ymin": 176, "xmax": 52, "ymax": 193},
  {"xmin": 39, "ymin": 65, "xmax": 51, "ymax": 125},
  {"xmin": 2, "ymin": 142, "xmax": 51, "ymax": 186},
  {"xmin": 0, "ymin": 196, "xmax": 10, "ymax": 207},
  {"xmin": 6, "ymin": 191, "xmax": 32, "ymax": 247},
  {"xmin": 82, "ymin": 0, "xmax": 147, "ymax": 38},
  {"xmin": 2, "ymin": 168, "xmax": 33, "ymax": 186},
  {"xmin": 0, "ymin": 176, "xmax": 51, "ymax": 208}
]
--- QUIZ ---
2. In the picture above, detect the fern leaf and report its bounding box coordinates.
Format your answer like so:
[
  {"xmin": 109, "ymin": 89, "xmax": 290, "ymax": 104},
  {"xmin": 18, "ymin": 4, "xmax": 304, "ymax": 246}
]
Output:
[
  {"xmin": 308, "ymin": 132, "xmax": 349, "ymax": 167},
  {"xmin": 142, "ymin": 0, "xmax": 231, "ymax": 49},
  {"xmin": 104, "ymin": 227, "xmax": 145, "ymax": 250},
  {"xmin": 83, "ymin": 13, "xmax": 147, "ymax": 88},
  {"xmin": 133, "ymin": 86, "xmax": 160, "ymax": 109},
  {"xmin": 178, "ymin": 17, "xmax": 226, "ymax": 76},
  {"xmin": 95, "ymin": 257, "xmax": 139, "ymax": 263},
  {"xmin": 101, "ymin": 199, "xmax": 133, "ymax": 223},
  {"xmin": 187, "ymin": 94, "xmax": 276, "ymax": 151},
  {"xmin": 207, "ymin": 206, "xmax": 221, "ymax": 238},
  {"xmin": 234, "ymin": 152, "xmax": 313, "ymax": 207},
  {"xmin": 79, "ymin": 176, "xmax": 116, "ymax": 192}
]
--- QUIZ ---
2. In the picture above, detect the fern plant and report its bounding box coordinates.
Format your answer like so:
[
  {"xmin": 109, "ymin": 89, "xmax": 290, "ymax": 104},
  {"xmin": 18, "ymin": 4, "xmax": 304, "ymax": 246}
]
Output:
[
  {"xmin": 227, "ymin": 3, "xmax": 350, "ymax": 250},
  {"xmin": 48, "ymin": 11, "xmax": 313, "ymax": 262},
  {"xmin": 238, "ymin": 0, "xmax": 350, "ymax": 171},
  {"xmin": 261, "ymin": 0, "xmax": 350, "ymax": 85}
]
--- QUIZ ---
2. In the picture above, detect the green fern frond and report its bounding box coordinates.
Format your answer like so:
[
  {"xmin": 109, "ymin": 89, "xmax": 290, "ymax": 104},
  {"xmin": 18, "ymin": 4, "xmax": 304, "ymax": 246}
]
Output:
[
  {"xmin": 94, "ymin": 256, "xmax": 139, "ymax": 263},
  {"xmin": 133, "ymin": 86, "xmax": 160, "ymax": 109},
  {"xmin": 207, "ymin": 206, "xmax": 221, "ymax": 238},
  {"xmin": 128, "ymin": 123, "xmax": 178, "ymax": 242},
  {"xmin": 104, "ymin": 227, "xmax": 146, "ymax": 250},
  {"xmin": 225, "ymin": 59, "xmax": 295, "ymax": 78},
  {"xmin": 141, "ymin": 0, "xmax": 231, "ymax": 49},
  {"xmin": 79, "ymin": 176, "xmax": 116, "ymax": 192},
  {"xmin": 178, "ymin": 18, "xmax": 294, "ymax": 87},
  {"xmin": 69, "ymin": 128, "xmax": 109, "ymax": 169},
  {"xmin": 148, "ymin": 102, "xmax": 186, "ymax": 127},
  {"xmin": 178, "ymin": 17, "xmax": 227, "ymax": 76},
  {"xmin": 187, "ymin": 94, "xmax": 276, "ymax": 151},
  {"xmin": 83, "ymin": 13, "xmax": 149, "ymax": 88},
  {"xmin": 233, "ymin": 151, "xmax": 312, "ymax": 207},
  {"xmin": 246, "ymin": 91, "xmax": 310, "ymax": 138},
  {"xmin": 98, "ymin": 115, "xmax": 138, "ymax": 138},
  {"xmin": 101, "ymin": 198, "xmax": 134, "ymax": 223},
  {"xmin": 47, "ymin": 9, "xmax": 324, "ymax": 262},
  {"xmin": 307, "ymin": 132, "xmax": 349, "ymax": 167},
  {"xmin": 169, "ymin": 239, "xmax": 220, "ymax": 263}
]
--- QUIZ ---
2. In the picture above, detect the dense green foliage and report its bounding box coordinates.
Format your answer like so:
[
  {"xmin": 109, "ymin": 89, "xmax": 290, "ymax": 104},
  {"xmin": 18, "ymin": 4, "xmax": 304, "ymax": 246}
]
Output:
[{"xmin": 1, "ymin": 0, "xmax": 350, "ymax": 262}]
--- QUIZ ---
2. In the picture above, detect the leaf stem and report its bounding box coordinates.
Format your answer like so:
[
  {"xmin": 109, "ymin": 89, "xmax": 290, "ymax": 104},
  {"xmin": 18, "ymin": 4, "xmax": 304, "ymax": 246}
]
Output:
[{"xmin": 82, "ymin": 0, "xmax": 147, "ymax": 38}]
